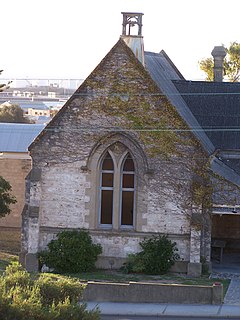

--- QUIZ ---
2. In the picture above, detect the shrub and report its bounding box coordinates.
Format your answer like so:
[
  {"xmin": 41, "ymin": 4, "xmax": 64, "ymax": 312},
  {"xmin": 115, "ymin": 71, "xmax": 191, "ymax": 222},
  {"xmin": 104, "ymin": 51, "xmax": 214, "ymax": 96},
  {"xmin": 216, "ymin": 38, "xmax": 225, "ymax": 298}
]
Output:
[
  {"xmin": 36, "ymin": 273, "xmax": 85, "ymax": 305},
  {"xmin": 39, "ymin": 230, "xmax": 102, "ymax": 273},
  {"xmin": 122, "ymin": 234, "xmax": 180, "ymax": 275},
  {"xmin": 0, "ymin": 261, "xmax": 100, "ymax": 320},
  {"xmin": 3, "ymin": 261, "xmax": 31, "ymax": 290}
]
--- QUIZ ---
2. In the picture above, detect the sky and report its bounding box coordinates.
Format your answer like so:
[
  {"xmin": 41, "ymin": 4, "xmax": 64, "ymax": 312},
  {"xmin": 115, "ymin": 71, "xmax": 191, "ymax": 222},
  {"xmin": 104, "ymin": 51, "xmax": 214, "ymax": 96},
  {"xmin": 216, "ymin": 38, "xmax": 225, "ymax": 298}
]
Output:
[{"xmin": 1, "ymin": 0, "xmax": 240, "ymax": 84}]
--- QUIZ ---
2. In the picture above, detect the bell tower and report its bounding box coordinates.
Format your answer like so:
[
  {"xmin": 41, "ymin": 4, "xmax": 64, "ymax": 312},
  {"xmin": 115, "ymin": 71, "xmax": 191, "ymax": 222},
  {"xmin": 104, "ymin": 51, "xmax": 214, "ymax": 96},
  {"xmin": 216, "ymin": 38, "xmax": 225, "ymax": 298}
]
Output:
[
  {"xmin": 121, "ymin": 12, "xmax": 143, "ymax": 36},
  {"xmin": 121, "ymin": 12, "xmax": 145, "ymax": 66}
]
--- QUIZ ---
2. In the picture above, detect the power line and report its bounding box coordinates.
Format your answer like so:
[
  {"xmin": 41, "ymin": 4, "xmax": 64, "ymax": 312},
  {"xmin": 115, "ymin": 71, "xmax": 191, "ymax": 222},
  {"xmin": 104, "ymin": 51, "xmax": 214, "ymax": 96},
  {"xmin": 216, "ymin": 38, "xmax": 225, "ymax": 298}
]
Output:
[{"xmin": 42, "ymin": 127, "xmax": 240, "ymax": 133}]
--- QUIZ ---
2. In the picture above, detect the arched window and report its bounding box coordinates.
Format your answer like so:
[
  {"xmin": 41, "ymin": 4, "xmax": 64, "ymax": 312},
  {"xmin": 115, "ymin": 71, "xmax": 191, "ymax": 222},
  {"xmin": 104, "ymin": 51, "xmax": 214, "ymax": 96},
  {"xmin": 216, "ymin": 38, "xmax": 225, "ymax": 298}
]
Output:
[
  {"xmin": 87, "ymin": 134, "xmax": 148, "ymax": 231},
  {"xmin": 99, "ymin": 152, "xmax": 114, "ymax": 225},
  {"xmin": 120, "ymin": 153, "xmax": 135, "ymax": 226},
  {"xmin": 99, "ymin": 151, "xmax": 135, "ymax": 229}
]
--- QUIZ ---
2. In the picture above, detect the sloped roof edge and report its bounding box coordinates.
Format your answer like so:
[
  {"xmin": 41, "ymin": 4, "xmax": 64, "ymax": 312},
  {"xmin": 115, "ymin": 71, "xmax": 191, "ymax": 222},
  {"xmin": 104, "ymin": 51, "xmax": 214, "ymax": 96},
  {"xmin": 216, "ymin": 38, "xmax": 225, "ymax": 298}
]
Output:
[
  {"xmin": 29, "ymin": 38, "xmax": 151, "ymax": 150},
  {"xmin": 211, "ymin": 157, "xmax": 240, "ymax": 187},
  {"xmin": 145, "ymin": 53, "xmax": 215, "ymax": 154},
  {"xmin": 159, "ymin": 50, "xmax": 185, "ymax": 80}
]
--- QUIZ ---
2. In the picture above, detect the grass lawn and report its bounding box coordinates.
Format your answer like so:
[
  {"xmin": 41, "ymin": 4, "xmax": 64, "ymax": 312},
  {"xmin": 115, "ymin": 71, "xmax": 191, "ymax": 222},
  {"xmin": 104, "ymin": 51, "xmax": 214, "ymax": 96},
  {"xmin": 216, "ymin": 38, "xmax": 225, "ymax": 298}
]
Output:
[
  {"xmin": 0, "ymin": 251, "xmax": 230, "ymax": 296},
  {"xmin": 0, "ymin": 251, "xmax": 18, "ymax": 273},
  {"xmin": 67, "ymin": 269, "xmax": 231, "ymax": 296}
]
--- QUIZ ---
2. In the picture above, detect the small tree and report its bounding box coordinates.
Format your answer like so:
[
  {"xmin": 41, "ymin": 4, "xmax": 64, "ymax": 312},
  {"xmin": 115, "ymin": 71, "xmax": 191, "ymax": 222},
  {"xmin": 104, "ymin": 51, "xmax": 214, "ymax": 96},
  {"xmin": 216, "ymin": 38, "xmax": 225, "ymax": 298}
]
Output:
[
  {"xmin": 0, "ymin": 70, "xmax": 12, "ymax": 92},
  {"xmin": 0, "ymin": 104, "xmax": 32, "ymax": 123},
  {"xmin": 0, "ymin": 176, "xmax": 17, "ymax": 218}
]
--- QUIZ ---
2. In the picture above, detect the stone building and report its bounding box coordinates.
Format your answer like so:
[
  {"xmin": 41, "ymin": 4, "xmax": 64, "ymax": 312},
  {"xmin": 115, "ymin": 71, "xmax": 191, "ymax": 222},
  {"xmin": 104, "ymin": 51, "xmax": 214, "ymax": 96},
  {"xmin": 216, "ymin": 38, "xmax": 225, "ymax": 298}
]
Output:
[
  {"xmin": 0, "ymin": 123, "xmax": 44, "ymax": 252},
  {"xmin": 21, "ymin": 13, "xmax": 240, "ymax": 275}
]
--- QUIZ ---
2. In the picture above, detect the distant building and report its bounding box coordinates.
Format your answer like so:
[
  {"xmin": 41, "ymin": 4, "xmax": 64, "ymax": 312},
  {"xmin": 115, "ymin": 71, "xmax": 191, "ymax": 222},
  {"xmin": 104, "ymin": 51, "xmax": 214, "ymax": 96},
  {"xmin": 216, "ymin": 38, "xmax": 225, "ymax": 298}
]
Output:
[{"xmin": 27, "ymin": 107, "xmax": 50, "ymax": 117}]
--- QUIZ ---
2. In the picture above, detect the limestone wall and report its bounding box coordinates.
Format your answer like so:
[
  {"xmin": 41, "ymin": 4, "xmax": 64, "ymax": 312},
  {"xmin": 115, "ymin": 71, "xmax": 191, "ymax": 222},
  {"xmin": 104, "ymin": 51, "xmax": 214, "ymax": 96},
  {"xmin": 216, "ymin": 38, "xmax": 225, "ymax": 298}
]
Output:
[{"xmin": 22, "ymin": 39, "xmax": 209, "ymax": 272}]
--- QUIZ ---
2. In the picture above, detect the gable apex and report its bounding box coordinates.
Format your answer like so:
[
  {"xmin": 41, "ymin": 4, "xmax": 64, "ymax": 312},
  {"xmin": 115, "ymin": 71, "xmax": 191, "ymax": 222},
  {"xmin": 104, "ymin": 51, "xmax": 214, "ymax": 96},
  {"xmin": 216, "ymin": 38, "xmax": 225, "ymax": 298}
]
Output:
[{"xmin": 28, "ymin": 38, "xmax": 159, "ymax": 151}]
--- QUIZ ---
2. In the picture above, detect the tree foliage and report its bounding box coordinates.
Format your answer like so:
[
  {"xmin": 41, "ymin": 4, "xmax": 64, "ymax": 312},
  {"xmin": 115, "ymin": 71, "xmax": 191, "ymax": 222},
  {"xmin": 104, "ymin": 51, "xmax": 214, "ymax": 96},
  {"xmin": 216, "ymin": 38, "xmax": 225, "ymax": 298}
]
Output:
[
  {"xmin": 199, "ymin": 42, "xmax": 240, "ymax": 82},
  {"xmin": 0, "ymin": 104, "xmax": 32, "ymax": 123},
  {"xmin": 0, "ymin": 176, "xmax": 17, "ymax": 218},
  {"xmin": 225, "ymin": 42, "xmax": 240, "ymax": 81},
  {"xmin": 0, "ymin": 70, "xmax": 12, "ymax": 92}
]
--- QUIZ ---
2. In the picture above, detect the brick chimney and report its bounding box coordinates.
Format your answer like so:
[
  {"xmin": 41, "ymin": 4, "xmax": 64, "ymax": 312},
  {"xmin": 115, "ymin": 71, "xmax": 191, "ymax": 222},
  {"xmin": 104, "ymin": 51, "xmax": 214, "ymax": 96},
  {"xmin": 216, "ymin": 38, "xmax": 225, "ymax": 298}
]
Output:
[
  {"xmin": 120, "ymin": 12, "xmax": 145, "ymax": 66},
  {"xmin": 211, "ymin": 46, "xmax": 227, "ymax": 82}
]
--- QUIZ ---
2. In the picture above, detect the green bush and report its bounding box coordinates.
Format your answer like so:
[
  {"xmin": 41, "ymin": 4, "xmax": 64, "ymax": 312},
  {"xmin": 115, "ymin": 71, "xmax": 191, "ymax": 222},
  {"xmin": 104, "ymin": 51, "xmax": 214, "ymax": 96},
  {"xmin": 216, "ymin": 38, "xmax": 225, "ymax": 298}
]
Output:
[
  {"xmin": 0, "ymin": 261, "xmax": 100, "ymax": 320},
  {"xmin": 2, "ymin": 261, "xmax": 31, "ymax": 290},
  {"xmin": 39, "ymin": 230, "xmax": 102, "ymax": 273},
  {"xmin": 122, "ymin": 234, "xmax": 180, "ymax": 275},
  {"xmin": 36, "ymin": 273, "xmax": 85, "ymax": 305}
]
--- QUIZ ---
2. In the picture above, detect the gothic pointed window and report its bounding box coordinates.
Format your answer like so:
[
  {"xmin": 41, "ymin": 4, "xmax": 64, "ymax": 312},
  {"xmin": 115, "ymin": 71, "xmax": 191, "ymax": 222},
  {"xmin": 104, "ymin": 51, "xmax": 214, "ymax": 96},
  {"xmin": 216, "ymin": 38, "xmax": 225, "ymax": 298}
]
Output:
[
  {"xmin": 120, "ymin": 153, "xmax": 135, "ymax": 226},
  {"xmin": 100, "ymin": 152, "xmax": 114, "ymax": 225},
  {"xmin": 98, "ymin": 148, "xmax": 136, "ymax": 229}
]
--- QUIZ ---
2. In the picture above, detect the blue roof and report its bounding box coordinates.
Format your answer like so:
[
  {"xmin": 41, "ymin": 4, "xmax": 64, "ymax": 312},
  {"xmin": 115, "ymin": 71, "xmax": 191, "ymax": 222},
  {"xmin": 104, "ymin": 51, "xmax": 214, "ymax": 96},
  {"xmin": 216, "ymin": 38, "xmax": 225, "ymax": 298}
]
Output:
[{"xmin": 0, "ymin": 123, "xmax": 44, "ymax": 152}]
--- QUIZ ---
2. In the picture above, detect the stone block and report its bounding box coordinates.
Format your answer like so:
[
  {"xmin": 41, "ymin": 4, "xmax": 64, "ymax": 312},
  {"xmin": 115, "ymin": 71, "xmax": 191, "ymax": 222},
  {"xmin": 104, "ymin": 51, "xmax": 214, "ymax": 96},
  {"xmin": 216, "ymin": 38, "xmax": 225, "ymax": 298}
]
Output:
[
  {"xmin": 30, "ymin": 168, "xmax": 41, "ymax": 182},
  {"xmin": 187, "ymin": 262, "xmax": 202, "ymax": 277},
  {"xmin": 28, "ymin": 206, "xmax": 39, "ymax": 218},
  {"xmin": 25, "ymin": 253, "xmax": 39, "ymax": 272},
  {"xmin": 170, "ymin": 260, "xmax": 188, "ymax": 273},
  {"xmin": 212, "ymin": 282, "xmax": 223, "ymax": 304}
]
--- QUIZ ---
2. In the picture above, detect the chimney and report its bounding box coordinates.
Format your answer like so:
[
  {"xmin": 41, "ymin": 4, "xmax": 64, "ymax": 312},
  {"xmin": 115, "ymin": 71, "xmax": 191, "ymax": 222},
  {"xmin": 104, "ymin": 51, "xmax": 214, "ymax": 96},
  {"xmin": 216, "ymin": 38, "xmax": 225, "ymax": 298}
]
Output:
[
  {"xmin": 120, "ymin": 12, "xmax": 145, "ymax": 66},
  {"xmin": 211, "ymin": 46, "xmax": 227, "ymax": 82}
]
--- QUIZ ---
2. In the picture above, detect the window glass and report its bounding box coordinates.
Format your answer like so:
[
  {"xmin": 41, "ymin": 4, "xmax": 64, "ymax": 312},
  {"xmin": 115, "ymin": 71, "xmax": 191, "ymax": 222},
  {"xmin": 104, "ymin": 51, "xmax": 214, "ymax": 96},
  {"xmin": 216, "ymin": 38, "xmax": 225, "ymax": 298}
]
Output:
[
  {"xmin": 121, "ymin": 154, "xmax": 135, "ymax": 226},
  {"xmin": 121, "ymin": 191, "xmax": 134, "ymax": 225},
  {"xmin": 100, "ymin": 152, "xmax": 114, "ymax": 225},
  {"xmin": 102, "ymin": 152, "xmax": 114, "ymax": 170},
  {"xmin": 122, "ymin": 174, "xmax": 134, "ymax": 188},
  {"xmin": 102, "ymin": 173, "xmax": 113, "ymax": 187},
  {"xmin": 123, "ymin": 155, "xmax": 134, "ymax": 171},
  {"xmin": 100, "ymin": 190, "xmax": 113, "ymax": 224}
]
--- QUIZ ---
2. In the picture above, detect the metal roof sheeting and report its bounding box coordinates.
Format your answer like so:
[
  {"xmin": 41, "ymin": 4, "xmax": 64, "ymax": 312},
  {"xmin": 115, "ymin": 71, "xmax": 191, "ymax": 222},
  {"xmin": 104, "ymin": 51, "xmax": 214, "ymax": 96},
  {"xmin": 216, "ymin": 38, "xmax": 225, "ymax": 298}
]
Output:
[
  {"xmin": 173, "ymin": 80, "xmax": 240, "ymax": 150},
  {"xmin": 145, "ymin": 51, "xmax": 215, "ymax": 155},
  {"xmin": 0, "ymin": 123, "xmax": 44, "ymax": 152}
]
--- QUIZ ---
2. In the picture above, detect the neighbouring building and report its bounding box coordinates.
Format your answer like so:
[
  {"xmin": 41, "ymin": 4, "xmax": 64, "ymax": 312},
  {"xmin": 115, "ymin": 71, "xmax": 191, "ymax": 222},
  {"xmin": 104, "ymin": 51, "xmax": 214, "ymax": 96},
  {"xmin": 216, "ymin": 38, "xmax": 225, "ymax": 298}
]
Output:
[
  {"xmin": 21, "ymin": 12, "xmax": 240, "ymax": 276},
  {"xmin": 0, "ymin": 123, "xmax": 44, "ymax": 252}
]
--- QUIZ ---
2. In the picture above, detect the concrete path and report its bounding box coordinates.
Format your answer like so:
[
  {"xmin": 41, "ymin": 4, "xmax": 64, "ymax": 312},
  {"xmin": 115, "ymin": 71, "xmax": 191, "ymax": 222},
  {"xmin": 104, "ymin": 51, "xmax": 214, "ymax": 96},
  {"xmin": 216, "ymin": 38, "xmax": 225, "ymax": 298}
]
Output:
[
  {"xmin": 211, "ymin": 270, "xmax": 240, "ymax": 306},
  {"xmin": 224, "ymin": 279, "xmax": 240, "ymax": 305},
  {"xmin": 87, "ymin": 301, "xmax": 240, "ymax": 318}
]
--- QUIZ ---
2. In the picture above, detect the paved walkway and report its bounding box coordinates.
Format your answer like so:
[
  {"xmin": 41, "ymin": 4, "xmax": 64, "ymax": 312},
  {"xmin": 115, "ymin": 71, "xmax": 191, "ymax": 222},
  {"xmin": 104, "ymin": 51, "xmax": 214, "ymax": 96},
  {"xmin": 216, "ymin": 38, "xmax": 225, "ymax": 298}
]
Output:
[
  {"xmin": 224, "ymin": 279, "xmax": 240, "ymax": 305},
  {"xmin": 87, "ymin": 301, "xmax": 240, "ymax": 318}
]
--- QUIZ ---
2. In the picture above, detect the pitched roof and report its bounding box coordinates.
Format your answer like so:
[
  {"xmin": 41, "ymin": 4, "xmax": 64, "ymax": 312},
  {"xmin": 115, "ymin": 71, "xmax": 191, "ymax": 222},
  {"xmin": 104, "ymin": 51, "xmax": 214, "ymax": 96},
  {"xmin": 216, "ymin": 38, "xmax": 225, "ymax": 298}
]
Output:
[
  {"xmin": 145, "ymin": 51, "xmax": 215, "ymax": 154},
  {"xmin": 173, "ymin": 80, "xmax": 240, "ymax": 150},
  {"xmin": 0, "ymin": 123, "xmax": 45, "ymax": 152},
  {"xmin": 145, "ymin": 50, "xmax": 240, "ymax": 187}
]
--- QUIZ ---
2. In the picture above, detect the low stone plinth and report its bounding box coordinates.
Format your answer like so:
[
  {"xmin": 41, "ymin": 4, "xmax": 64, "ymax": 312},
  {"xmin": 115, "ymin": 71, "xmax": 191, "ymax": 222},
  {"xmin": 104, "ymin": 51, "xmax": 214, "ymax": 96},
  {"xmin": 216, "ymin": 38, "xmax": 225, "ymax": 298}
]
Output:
[{"xmin": 83, "ymin": 281, "xmax": 223, "ymax": 305}]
